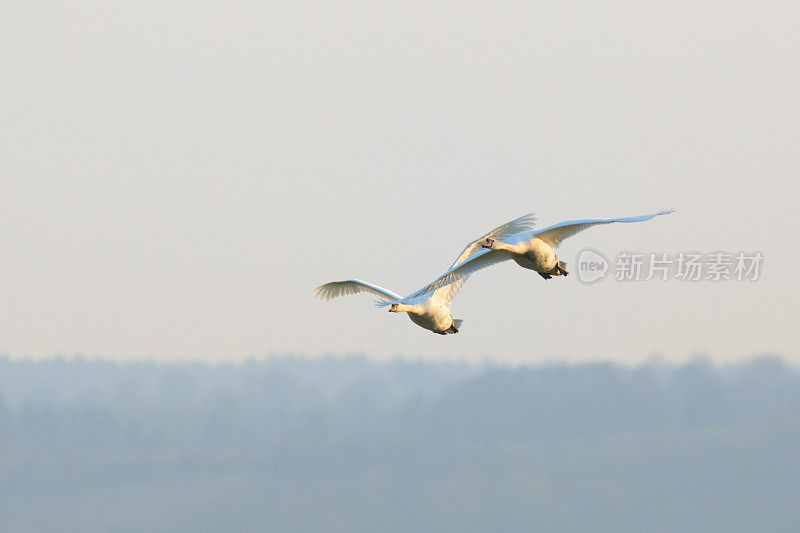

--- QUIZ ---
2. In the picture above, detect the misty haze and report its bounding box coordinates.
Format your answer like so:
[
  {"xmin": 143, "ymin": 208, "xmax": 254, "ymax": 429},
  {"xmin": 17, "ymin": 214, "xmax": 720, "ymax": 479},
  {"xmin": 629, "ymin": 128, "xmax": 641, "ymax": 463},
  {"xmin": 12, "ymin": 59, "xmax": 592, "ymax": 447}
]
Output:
[{"xmin": 1, "ymin": 356, "xmax": 799, "ymax": 531}]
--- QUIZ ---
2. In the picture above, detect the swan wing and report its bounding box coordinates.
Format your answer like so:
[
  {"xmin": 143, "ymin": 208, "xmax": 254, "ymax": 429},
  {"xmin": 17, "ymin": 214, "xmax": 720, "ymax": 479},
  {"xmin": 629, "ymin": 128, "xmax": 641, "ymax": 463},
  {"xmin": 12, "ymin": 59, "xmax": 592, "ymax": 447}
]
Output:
[
  {"xmin": 431, "ymin": 276, "xmax": 467, "ymax": 306},
  {"xmin": 381, "ymin": 214, "xmax": 535, "ymax": 306},
  {"xmin": 446, "ymin": 212, "xmax": 536, "ymax": 270},
  {"xmin": 383, "ymin": 273, "xmax": 469, "ymax": 308},
  {"xmin": 410, "ymin": 249, "xmax": 511, "ymax": 296},
  {"xmin": 522, "ymin": 209, "xmax": 675, "ymax": 248},
  {"xmin": 313, "ymin": 279, "xmax": 403, "ymax": 302}
]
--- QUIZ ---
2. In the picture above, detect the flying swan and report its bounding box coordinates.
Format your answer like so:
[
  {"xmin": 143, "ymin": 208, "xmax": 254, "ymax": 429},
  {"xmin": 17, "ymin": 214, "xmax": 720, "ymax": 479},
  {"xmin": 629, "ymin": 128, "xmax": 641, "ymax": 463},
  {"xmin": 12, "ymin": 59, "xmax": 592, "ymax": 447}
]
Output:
[
  {"xmin": 313, "ymin": 213, "xmax": 537, "ymax": 334},
  {"xmin": 419, "ymin": 209, "xmax": 675, "ymax": 292}
]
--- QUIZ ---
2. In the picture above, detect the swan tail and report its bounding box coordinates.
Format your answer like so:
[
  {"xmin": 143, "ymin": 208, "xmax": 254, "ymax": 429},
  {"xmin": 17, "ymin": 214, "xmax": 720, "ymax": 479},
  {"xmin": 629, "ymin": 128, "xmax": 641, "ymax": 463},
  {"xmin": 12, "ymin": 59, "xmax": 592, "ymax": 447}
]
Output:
[{"xmin": 445, "ymin": 319, "xmax": 464, "ymax": 334}]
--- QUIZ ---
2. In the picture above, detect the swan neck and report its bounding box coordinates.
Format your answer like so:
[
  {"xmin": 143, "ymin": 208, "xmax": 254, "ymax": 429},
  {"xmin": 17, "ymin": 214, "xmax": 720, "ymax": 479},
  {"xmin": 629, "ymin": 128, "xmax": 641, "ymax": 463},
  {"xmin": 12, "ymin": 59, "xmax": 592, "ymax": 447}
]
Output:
[
  {"xmin": 495, "ymin": 241, "xmax": 523, "ymax": 254},
  {"xmin": 397, "ymin": 303, "xmax": 423, "ymax": 314}
]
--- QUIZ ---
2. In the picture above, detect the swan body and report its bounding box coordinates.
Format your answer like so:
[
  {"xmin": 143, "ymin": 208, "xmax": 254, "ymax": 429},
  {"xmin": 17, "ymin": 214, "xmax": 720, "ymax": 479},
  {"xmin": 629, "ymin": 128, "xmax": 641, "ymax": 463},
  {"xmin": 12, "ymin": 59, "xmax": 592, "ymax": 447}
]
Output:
[
  {"xmin": 408, "ymin": 309, "xmax": 455, "ymax": 333},
  {"xmin": 313, "ymin": 213, "xmax": 536, "ymax": 334},
  {"xmin": 388, "ymin": 289, "xmax": 465, "ymax": 334},
  {"xmin": 423, "ymin": 209, "xmax": 674, "ymax": 291},
  {"xmin": 490, "ymin": 236, "xmax": 562, "ymax": 275}
]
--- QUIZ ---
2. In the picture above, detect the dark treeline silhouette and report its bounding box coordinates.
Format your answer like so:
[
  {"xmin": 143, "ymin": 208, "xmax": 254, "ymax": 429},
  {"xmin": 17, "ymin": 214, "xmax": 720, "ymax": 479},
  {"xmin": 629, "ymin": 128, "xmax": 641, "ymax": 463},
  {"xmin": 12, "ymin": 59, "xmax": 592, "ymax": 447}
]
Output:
[{"xmin": 0, "ymin": 355, "xmax": 798, "ymax": 532}]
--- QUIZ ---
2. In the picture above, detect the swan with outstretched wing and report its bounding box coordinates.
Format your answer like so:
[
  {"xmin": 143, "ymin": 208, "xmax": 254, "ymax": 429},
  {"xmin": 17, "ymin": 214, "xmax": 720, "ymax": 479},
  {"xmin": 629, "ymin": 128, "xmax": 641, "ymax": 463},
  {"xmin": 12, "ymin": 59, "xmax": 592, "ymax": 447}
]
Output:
[{"xmin": 420, "ymin": 209, "xmax": 675, "ymax": 292}]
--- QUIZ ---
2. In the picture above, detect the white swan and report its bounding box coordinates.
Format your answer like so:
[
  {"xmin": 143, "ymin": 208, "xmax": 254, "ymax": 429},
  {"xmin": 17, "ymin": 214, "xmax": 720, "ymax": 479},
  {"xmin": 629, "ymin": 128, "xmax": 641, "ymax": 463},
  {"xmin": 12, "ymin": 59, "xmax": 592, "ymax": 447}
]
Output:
[
  {"xmin": 313, "ymin": 213, "xmax": 536, "ymax": 334},
  {"xmin": 420, "ymin": 209, "xmax": 675, "ymax": 292}
]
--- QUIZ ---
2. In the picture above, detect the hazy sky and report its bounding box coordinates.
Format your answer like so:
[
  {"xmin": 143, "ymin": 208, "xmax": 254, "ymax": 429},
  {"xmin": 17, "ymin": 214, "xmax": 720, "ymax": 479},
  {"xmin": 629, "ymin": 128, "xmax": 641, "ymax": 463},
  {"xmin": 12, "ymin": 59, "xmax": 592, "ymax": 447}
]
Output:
[{"xmin": 2, "ymin": 1, "xmax": 798, "ymax": 364}]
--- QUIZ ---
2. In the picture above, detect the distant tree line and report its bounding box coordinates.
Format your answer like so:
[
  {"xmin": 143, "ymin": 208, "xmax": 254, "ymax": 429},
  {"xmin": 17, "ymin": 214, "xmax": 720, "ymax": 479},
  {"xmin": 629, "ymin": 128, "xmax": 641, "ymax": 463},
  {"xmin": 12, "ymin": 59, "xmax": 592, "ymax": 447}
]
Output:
[{"xmin": 0, "ymin": 355, "xmax": 797, "ymax": 531}]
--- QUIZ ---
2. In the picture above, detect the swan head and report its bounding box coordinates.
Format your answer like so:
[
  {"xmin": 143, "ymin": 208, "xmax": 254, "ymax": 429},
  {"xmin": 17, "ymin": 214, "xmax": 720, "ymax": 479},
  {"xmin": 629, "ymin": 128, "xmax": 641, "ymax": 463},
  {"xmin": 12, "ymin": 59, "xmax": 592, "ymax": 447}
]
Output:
[
  {"xmin": 482, "ymin": 237, "xmax": 496, "ymax": 249},
  {"xmin": 389, "ymin": 303, "xmax": 400, "ymax": 313}
]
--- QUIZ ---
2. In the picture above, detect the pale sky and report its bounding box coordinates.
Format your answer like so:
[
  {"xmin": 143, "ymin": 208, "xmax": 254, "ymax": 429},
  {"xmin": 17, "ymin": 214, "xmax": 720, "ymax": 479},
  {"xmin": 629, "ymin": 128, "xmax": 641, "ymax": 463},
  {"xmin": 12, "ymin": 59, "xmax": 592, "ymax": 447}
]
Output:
[{"xmin": 2, "ymin": 1, "xmax": 798, "ymax": 364}]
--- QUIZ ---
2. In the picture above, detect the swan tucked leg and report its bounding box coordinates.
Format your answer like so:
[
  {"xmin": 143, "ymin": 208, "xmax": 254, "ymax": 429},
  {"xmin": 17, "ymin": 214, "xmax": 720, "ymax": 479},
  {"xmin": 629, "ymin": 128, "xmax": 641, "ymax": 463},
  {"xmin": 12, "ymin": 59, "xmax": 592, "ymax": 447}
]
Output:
[
  {"xmin": 445, "ymin": 318, "xmax": 463, "ymax": 334},
  {"xmin": 540, "ymin": 260, "xmax": 568, "ymax": 279}
]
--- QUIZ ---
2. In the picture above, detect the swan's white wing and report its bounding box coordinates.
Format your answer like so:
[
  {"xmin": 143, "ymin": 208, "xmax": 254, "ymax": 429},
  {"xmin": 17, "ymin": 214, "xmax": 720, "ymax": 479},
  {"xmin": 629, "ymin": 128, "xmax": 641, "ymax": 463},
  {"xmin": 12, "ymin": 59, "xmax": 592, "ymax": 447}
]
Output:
[
  {"xmin": 313, "ymin": 279, "xmax": 403, "ymax": 302},
  {"xmin": 410, "ymin": 249, "xmax": 511, "ymax": 296},
  {"xmin": 446, "ymin": 212, "xmax": 536, "ymax": 270},
  {"xmin": 521, "ymin": 209, "xmax": 675, "ymax": 248},
  {"xmin": 379, "ymin": 214, "xmax": 535, "ymax": 307},
  {"xmin": 382, "ymin": 274, "xmax": 468, "ymax": 308},
  {"xmin": 431, "ymin": 276, "xmax": 467, "ymax": 306}
]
